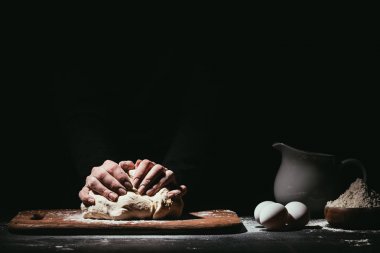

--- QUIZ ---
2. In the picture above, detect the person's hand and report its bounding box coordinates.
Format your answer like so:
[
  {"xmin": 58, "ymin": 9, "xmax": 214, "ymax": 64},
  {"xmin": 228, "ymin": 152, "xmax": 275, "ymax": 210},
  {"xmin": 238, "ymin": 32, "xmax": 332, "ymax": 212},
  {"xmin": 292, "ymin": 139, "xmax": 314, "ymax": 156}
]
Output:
[
  {"xmin": 79, "ymin": 160, "xmax": 134, "ymax": 206},
  {"xmin": 120, "ymin": 159, "xmax": 187, "ymax": 198}
]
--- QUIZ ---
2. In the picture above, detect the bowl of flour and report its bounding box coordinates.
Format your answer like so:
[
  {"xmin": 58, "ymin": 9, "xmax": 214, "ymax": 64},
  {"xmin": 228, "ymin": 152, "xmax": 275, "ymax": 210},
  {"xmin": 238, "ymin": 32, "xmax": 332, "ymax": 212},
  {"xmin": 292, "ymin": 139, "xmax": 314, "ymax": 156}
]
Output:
[{"xmin": 325, "ymin": 178, "xmax": 380, "ymax": 229}]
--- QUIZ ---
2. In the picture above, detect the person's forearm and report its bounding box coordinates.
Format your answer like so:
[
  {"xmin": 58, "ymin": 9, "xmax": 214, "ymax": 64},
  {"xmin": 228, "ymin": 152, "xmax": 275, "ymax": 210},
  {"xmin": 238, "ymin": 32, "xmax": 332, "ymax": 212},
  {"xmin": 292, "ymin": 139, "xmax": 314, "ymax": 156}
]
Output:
[
  {"xmin": 54, "ymin": 68, "xmax": 117, "ymax": 179},
  {"xmin": 64, "ymin": 115, "xmax": 116, "ymax": 179}
]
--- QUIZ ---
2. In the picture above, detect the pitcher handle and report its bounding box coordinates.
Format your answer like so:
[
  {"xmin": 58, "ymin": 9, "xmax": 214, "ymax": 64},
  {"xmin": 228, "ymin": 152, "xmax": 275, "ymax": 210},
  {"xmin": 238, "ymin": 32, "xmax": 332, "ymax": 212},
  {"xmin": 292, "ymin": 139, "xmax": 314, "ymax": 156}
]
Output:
[{"xmin": 340, "ymin": 158, "xmax": 367, "ymax": 182}]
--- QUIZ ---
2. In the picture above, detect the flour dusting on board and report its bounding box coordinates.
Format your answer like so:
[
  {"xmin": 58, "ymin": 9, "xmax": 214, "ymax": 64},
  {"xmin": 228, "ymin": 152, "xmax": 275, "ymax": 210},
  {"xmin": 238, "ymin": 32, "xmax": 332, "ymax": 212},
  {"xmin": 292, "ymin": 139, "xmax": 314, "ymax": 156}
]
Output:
[
  {"xmin": 193, "ymin": 210, "xmax": 235, "ymax": 217},
  {"xmin": 64, "ymin": 209, "xmax": 235, "ymax": 223},
  {"xmin": 64, "ymin": 213, "xmax": 167, "ymax": 224}
]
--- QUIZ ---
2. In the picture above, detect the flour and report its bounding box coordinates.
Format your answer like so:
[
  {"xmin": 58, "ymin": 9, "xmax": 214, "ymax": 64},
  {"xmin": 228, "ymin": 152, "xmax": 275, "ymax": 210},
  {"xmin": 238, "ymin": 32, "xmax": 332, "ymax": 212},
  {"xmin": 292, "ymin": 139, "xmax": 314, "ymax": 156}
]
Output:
[
  {"xmin": 343, "ymin": 239, "xmax": 371, "ymax": 247},
  {"xmin": 307, "ymin": 219, "xmax": 356, "ymax": 232},
  {"xmin": 308, "ymin": 219, "xmax": 380, "ymax": 233},
  {"xmin": 65, "ymin": 215, "xmax": 167, "ymax": 224},
  {"xmin": 326, "ymin": 178, "xmax": 380, "ymax": 208}
]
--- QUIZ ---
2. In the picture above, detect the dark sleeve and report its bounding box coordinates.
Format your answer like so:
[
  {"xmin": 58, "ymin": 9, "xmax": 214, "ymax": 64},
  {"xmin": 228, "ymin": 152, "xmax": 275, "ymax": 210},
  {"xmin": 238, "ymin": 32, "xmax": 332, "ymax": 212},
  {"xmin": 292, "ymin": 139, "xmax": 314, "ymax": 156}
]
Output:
[
  {"xmin": 163, "ymin": 57, "xmax": 219, "ymax": 187},
  {"xmin": 54, "ymin": 67, "xmax": 118, "ymax": 180}
]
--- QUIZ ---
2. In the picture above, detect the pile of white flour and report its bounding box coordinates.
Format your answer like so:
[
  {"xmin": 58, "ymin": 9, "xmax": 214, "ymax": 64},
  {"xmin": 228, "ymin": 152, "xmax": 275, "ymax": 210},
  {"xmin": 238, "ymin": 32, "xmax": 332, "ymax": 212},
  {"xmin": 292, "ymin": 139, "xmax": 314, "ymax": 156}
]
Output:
[{"xmin": 327, "ymin": 178, "xmax": 380, "ymax": 208}]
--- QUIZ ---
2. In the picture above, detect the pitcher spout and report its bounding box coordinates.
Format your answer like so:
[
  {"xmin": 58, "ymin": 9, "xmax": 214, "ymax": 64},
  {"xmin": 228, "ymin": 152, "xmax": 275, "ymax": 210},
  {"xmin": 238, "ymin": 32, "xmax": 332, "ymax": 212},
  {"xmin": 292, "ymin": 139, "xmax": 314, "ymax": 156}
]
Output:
[
  {"xmin": 272, "ymin": 142, "xmax": 334, "ymax": 157},
  {"xmin": 272, "ymin": 142, "xmax": 287, "ymax": 151}
]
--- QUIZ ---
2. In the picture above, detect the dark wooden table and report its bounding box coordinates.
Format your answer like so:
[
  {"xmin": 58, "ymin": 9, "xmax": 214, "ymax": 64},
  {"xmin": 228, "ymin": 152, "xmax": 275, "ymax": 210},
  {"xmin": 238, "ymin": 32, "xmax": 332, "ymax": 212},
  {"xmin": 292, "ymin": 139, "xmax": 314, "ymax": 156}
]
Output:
[{"xmin": 1, "ymin": 218, "xmax": 379, "ymax": 253}]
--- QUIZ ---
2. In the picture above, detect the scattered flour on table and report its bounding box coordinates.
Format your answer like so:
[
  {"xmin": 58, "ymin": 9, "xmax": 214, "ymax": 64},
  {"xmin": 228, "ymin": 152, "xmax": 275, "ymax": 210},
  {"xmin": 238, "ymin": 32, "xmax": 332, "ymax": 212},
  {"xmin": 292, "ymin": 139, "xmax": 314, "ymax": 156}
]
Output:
[
  {"xmin": 240, "ymin": 218, "xmax": 266, "ymax": 232},
  {"xmin": 241, "ymin": 218, "xmax": 364, "ymax": 233},
  {"xmin": 343, "ymin": 239, "xmax": 371, "ymax": 247},
  {"xmin": 305, "ymin": 219, "xmax": 380, "ymax": 233},
  {"xmin": 308, "ymin": 219, "xmax": 357, "ymax": 232},
  {"xmin": 326, "ymin": 178, "xmax": 380, "ymax": 208},
  {"xmin": 54, "ymin": 245, "xmax": 74, "ymax": 251}
]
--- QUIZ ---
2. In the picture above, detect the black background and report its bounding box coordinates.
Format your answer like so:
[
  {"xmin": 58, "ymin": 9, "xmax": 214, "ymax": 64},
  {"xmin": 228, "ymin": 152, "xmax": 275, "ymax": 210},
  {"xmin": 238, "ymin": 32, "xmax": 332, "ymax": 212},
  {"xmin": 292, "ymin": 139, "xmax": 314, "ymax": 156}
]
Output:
[{"xmin": 1, "ymin": 17, "xmax": 379, "ymax": 219}]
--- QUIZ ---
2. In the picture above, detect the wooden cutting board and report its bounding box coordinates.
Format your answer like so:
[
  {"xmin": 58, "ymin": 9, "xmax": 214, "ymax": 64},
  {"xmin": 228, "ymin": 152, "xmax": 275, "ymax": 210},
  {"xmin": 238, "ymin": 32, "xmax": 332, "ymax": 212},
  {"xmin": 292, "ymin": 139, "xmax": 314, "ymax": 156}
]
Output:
[{"xmin": 8, "ymin": 209, "xmax": 244, "ymax": 234}]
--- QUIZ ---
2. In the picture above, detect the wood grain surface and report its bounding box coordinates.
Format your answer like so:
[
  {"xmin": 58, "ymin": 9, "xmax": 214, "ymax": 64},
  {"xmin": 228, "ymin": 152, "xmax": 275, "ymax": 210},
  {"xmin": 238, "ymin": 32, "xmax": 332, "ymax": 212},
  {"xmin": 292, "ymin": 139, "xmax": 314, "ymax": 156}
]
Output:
[{"xmin": 7, "ymin": 209, "xmax": 244, "ymax": 234}]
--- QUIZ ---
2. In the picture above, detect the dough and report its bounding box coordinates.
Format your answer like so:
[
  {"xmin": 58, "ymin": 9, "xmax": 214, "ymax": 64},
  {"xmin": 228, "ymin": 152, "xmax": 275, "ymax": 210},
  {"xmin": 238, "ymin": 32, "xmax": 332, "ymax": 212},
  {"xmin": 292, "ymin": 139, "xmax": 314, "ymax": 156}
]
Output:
[{"xmin": 81, "ymin": 188, "xmax": 183, "ymax": 220}]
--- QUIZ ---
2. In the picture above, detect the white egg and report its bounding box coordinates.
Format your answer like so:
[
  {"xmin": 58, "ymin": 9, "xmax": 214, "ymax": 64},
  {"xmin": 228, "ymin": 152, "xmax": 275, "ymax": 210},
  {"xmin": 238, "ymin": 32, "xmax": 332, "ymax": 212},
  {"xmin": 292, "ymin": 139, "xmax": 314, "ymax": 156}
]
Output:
[
  {"xmin": 285, "ymin": 201, "xmax": 310, "ymax": 228},
  {"xmin": 259, "ymin": 203, "xmax": 288, "ymax": 230},
  {"xmin": 254, "ymin": 201, "xmax": 275, "ymax": 222}
]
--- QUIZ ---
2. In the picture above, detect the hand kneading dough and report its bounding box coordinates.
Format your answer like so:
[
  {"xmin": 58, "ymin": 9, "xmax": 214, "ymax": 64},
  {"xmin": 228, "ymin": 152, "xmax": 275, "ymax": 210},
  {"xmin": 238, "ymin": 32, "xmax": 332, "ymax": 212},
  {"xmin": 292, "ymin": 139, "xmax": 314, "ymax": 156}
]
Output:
[{"xmin": 81, "ymin": 188, "xmax": 184, "ymax": 220}]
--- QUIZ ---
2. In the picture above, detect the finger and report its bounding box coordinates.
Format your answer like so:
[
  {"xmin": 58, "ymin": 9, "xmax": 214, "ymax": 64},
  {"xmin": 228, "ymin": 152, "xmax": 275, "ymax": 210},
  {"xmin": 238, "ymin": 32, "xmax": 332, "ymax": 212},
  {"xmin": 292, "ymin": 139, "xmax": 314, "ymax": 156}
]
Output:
[
  {"xmin": 179, "ymin": 185, "xmax": 187, "ymax": 196},
  {"xmin": 103, "ymin": 159, "xmax": 118, "ymax": 167},
  {"xmin": 135, "ymin": 159, "xmax": 142, "ymax": 167},
  {"xmin": 95, "ymin": 167, "xmax": 128, "ymax": 195},
  {"xmin": 167, "ymin": 189, "xmax": 181, "ymax": 198},
  {"xmin": 86, "ymin": 175, "xmax": 119, "ymax": 201},
  {"xmin": 146, "ymin": 170, "xmax": 175, "ymax": 196},
  {"xmin": 138, "ymin": 164, "xmax": 166, "ymax": 195},
  {"xmin": 132, "ymin": 159, "xmax": 154, "ymax": 189},
  {"xmin": 168, "ymin": 185, "xmax": 187, "ymax": 198},
  {"xmin": 108, "ymin": 163, "xmax": 133, "ymax": 190},
  {"xmin": 119, "ymin": 161, "xmax": 136, "ymax": 179},
  {"xmin": 119, "ymin": 160, "xmax": 135, "ymax": 171},
  {"xmin": 101, "ymin": 160, "xmax": 127, "ymax": 186},
  {"xmin": 135, "ymin": 159, "xmax": 156, "ymax": 168},
  {"xmin": 79, "ymin": 186, "xmax": 95, "ymax": 206},
  {"xmin": 92, "ymin": 167, "xmax": 127, "ymax": 195}
]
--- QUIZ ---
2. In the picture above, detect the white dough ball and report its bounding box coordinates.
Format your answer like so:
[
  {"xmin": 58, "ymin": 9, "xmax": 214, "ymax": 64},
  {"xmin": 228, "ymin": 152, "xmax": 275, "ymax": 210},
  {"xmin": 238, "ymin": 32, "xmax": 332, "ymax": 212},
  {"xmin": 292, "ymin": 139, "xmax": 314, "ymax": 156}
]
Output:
[
  {"xmin": 259, "ymin": 203, "xmax": 288, "ymax": 230},
  {"xmin": 254, "ymin": 201, "xmax": 275, "ymax": 222},
  {"xmin": 285, "ymin": 201, "xmax": 310, "ymax": 228}
]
